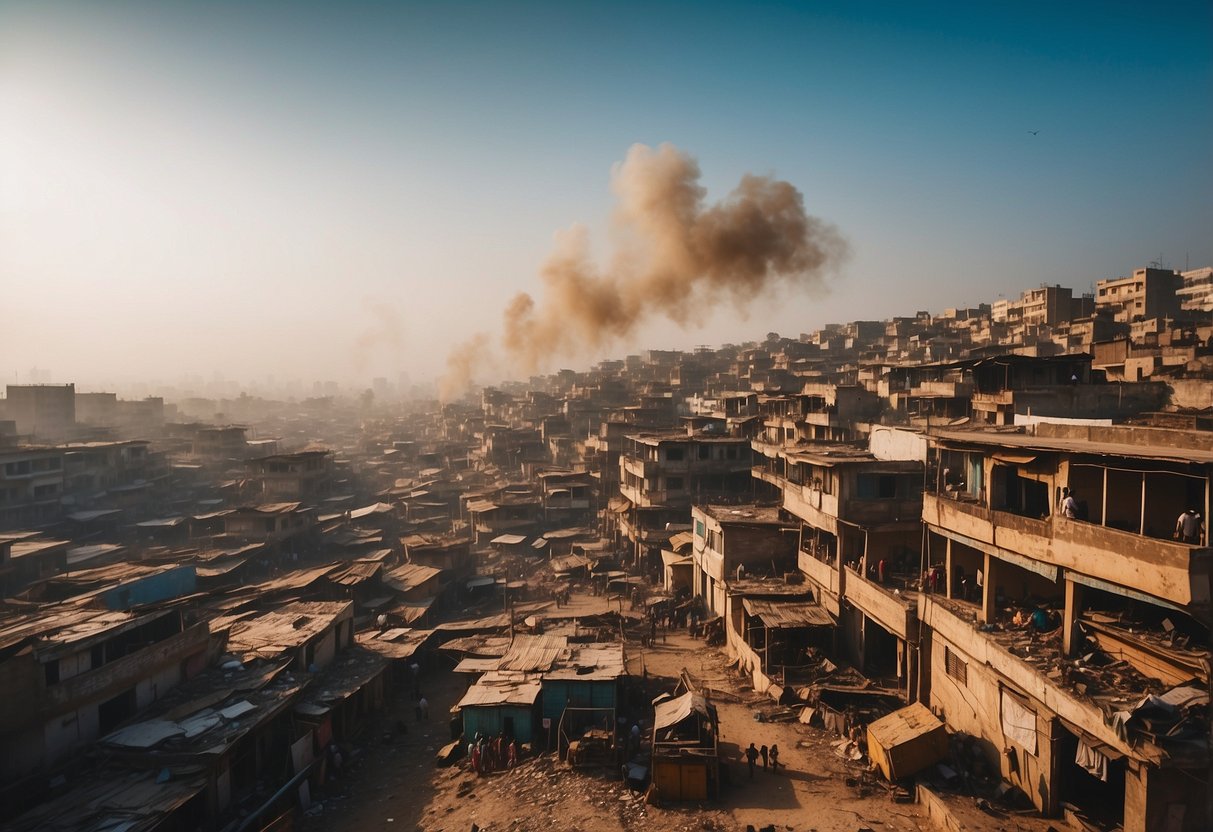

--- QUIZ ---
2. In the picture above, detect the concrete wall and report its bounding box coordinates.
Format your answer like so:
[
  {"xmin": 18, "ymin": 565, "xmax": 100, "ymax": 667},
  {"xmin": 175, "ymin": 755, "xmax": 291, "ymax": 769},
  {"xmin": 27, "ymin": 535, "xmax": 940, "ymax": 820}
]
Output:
[{"xmin": 926, "ymin": 628, "xmax": 1057, "ymax": 813}]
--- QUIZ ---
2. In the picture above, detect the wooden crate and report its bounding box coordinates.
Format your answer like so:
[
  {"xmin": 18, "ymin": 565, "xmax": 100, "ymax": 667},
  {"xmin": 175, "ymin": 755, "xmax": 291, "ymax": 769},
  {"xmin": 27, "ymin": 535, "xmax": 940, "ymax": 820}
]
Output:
[{"xmin": 866, "ymin": 702, "xmax": 947, "ymax": 781}]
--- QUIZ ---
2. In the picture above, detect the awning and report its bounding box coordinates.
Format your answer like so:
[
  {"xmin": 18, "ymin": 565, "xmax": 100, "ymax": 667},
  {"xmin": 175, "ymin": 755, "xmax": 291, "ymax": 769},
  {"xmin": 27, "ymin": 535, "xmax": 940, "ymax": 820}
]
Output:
[
  {"xmin": 742, "ymin": 598, "xmax": 834, "ymax": 628},
  {"xmin": 660, "ymin": 550, "xmax": 692, "ymax": 568},
  {"xmin": 490, "ymin": 533, "xmax": 527, "ymax": 546},
  {"xmin": 608, "ymin": 496, "xmax": 632, "ymax": 513},
  {"xmin": 992, "ymin": 452, "xmax": 1038, "ymax": 465},
  {"xmin": 654, "ymin": 691, "xmax": 712, "ymax": 731},
  {"xmin": 667, "ymin": 531, "xmax": 694, "ymax": 552}
]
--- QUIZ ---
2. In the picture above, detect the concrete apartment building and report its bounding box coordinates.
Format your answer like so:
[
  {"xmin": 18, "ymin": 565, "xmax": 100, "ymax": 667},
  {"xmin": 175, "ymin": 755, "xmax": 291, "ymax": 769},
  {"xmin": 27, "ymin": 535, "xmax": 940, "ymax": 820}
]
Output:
[
  {"xmin": 0, "ymin": 607, "xmax": 210, "ymax": 783},
  {"xmin": 919, "ymin": 421, "xmax": 1210, "ymax": 831},
  {"xmin": 247, "ymin": 449, "xmax": 333, "ymax": 502},
  {"xmin": 0, "ymin": 447, "xmax": 65, "ymax": 529},
  {"xmin": 1177, "ymin": 266, "xmax": 1213, "ymax": 313},
  {"xmin": 1095, "ymin": 267, "xmax": 1184, "ymax": 323},
  {"xmin": 753, "ymin": 439, "xmax": 925, "ymax": 692},
  {"xmin": 616, "ymin": 431, "xmax": 755, "ymax": 567},
  {"xmin": 3, "ymin": 384, "xmax": 76, "ymax": 439},
  {"xmin": 688, "ymin": 504, "xmax": 796, "ymax": 617}
]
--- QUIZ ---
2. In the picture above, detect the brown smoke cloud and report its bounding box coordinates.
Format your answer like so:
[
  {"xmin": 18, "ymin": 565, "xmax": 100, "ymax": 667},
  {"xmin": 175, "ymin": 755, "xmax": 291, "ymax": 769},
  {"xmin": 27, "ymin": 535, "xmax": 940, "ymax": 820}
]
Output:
[
  {"xmin": 440, "ymin": 143, "xmax": 847, "ymax": 399},
  {"xmin": 440, "ymin": 333, "xmax": 492, "ymax": 403}
]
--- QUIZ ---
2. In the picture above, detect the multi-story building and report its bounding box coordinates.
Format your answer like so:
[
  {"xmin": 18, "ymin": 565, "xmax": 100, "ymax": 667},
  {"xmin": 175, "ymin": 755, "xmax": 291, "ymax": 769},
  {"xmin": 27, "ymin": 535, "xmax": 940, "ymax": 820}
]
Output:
[
  {"xmin": 0, "ymin": 447, "xmax": 65, "ymax": 529},
  {"xmin": 689, "ymin": 504, "xmax": 797, "ymax": 616},
  {"xmin": 247, "ymin": 450, "xmax": 333, "ymax": 502},
  {"xmin": 1095, "ymin": 267, "xmax": 1183, "ymax": 323},
  {"xmin": 919, "ymin": 421, "xmax": 1210, "ymax": 830},
  {"xmin": 616, "ymin": 431, "xmax": 755, "ymax": 568},
  {"xmin": 0, "ymin": 606, "xmax": 210, "ymax": 782},
  {"xmin": 1177, "ymin": 265, "xmax": 1213, "ymax": 313},
  {"xmin": 755, "ymin": 440, "xmax": 925, "ymax": 690},
  {"xmin": 3, "ymin": 384, "xmax": 76, "ymax": 439},
  {"xmin": 1021, "ymin": 285, "xmax": 1074, "ymax": 327}
]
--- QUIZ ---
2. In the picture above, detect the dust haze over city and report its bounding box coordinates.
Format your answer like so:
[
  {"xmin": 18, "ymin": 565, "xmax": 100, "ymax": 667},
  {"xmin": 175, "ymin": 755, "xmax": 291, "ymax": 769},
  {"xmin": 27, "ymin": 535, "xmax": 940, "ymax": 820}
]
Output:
[{"xmin": 2, "ymin": 3, "xmax": 1212, "ymax": 832}]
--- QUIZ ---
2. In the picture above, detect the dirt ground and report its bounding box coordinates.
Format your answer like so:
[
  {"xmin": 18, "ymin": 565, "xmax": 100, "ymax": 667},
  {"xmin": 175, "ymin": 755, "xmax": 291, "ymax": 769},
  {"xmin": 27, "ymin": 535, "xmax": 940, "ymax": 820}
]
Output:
[{"xmin": 301, "ymin": 592, "xmax": 929, "ymax": 832}]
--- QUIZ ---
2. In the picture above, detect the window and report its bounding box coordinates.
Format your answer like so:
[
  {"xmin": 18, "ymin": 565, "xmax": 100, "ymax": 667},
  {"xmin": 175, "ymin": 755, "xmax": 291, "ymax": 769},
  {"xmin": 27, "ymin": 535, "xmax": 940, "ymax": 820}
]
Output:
[
  {"xmin": 665, "ymin": 447, "xmax": 684, "ymax": 462},
  {"xmin": 725, "ymin": 446, "xmax": 738, "ymax": 460},
  {"xmin": 666, "ymin": 477, "xmax": 684, "ymax": 491},
  {"xmin": 945, "ymin": 646, "xmax": 968, "ymax": 685},
  {"xmin": 698, "ymin": 444, "xmax": 711, "ymax": 460},
  {"xmin": 857, "ymin": 474, "xmax": 897, "ymax": 499}
]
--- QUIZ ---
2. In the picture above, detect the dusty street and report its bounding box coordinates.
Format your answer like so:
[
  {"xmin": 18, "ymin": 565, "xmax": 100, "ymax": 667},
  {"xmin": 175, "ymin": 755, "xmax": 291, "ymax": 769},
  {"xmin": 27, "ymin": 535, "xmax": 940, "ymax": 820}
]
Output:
[{"xmin": 301, "ymin": 592, "xmax": 927, "ymax": 832}]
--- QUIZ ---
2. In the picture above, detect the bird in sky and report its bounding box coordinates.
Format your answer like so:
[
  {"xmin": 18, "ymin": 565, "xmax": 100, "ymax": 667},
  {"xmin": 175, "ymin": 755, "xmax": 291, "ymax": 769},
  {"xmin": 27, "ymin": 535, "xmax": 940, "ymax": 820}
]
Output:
[{"xmin": 1028, "ymin": 130, "xmax": 1040, "ymax": 135}]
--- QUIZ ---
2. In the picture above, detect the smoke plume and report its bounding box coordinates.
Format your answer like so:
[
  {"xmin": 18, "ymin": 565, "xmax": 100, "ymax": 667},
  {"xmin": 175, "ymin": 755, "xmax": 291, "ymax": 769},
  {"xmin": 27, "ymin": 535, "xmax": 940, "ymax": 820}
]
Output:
[
  {"xmin": 440, "ymin": 143, "xmax": 847, "ymax": 399},
  {"xmin": 440, "ymin": 333, "xmax": 493, "ymax": 403}
]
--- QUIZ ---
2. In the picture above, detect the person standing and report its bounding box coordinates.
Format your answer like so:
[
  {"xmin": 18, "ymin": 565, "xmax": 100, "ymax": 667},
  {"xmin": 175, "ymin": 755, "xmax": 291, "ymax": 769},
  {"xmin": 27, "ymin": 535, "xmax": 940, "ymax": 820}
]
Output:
[
  {"xmin": 769, "ymin": 743, "xmax": 781, "ymax": 772},
  {"xmin": 760, "ymin": 744, "xmax": 769, "ymax": 770},
  {"xmin": 1061, "ymin": 488, "xmax": 1078, "ymax": 519},
  {"xmin": 418, "ymin": 695, "xmax": 429, "ymax": 720},
  {"xmin": 745, "ymin": 743, "xmax": 759, "ymax": 779},
  {"xmin": 1176, "ymin": 509, "xmax": 1204, "ymax": 544}
]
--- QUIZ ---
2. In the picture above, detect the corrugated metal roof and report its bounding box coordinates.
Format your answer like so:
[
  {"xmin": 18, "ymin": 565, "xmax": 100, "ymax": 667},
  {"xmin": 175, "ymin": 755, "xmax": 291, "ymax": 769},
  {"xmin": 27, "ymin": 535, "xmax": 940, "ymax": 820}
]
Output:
[
  {"xmin": 385, "ymin": 562, "xmax": 442, "ymax": 591},
  {"xmin": 455, "ymin": 671, "xmax": 542, "ymax": 709},
  {"xmin": 742, "ymin": 598, "xmax": 835, "ymax": 629},
  {"xmin": 226, "ymin": 601, "xmax": 351, "ymax": 661},
  {"xmin": 654, "ymin": 691, "xmax": 711, "ymax": 731},
  {"xmin": 544, "ymin": 643, "xmax": 626, "ymax": 681},
  {"xmin": 495, "ymin": 634, "xmax": 569, "ymax": 672},
  {"xmin": 326, "ymin": 561, "xmax": 383, "ymax": 586},
  {"xmin": 490, "ymin": 533, "xmax": 528, "ymax": 546}
]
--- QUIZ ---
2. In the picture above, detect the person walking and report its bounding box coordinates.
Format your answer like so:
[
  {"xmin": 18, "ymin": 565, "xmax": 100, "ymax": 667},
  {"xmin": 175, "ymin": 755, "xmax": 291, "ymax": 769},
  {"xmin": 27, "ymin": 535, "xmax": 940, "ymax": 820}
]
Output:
[
  {"xmin": 769, "ymin": 743, "xmax": 781, "ymax": 772},
  {"xmin": 760, "ymin": 744, "xmax": 769, "ymax": 770},
  {"xmin": 745, "ymin": 743, "xmax": 759, "ymax": 779},
  {"xmin": 418, "ymin": 695, "xmax": 429, "ymax": 720}
]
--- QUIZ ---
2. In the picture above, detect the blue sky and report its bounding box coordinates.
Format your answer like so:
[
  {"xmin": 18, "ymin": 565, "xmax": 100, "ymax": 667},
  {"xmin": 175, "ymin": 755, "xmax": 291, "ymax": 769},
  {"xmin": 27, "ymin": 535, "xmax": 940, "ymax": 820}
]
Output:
[{"xmin": 1, "ymin": 1, "xmax": 1210, "ymax": 391}]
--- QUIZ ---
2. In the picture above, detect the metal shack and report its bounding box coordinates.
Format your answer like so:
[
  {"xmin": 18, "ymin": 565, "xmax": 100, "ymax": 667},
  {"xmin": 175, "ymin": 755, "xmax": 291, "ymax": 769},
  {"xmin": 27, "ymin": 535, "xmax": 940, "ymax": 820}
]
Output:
[
  {"xmin": 454, "ymin": 671, "xmax": 542, "ymax": 743},
  {"xmin": 540, "ymin": 642, "xmax": 625, "ymax": 726},
  {"xmin": 651, "ymin": 691, "xmax": 720, "ymax": 801}
]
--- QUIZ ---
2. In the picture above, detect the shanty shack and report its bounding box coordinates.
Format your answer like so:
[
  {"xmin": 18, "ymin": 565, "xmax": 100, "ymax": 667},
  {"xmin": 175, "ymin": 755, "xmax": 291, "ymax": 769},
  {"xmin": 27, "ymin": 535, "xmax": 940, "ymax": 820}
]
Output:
[
  {"xmin": 453, "ymin": 634, "xmax": 568, "ymax": 744},
  {"xmin": 540, "ymin": 642, "xmax": 625, "ymax": 726},
  {"xmin": 454, "ymin": 671, "xmax": 543, "ymax": 743},
  {"xmin": 651, "ymin": 691, "xmax": 720, "ymax": 801}
]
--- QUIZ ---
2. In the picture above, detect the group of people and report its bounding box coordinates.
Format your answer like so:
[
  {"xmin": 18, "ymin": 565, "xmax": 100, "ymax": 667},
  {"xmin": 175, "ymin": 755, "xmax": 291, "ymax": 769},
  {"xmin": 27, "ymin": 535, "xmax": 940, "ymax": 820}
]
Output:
[
  {"xmin": 744, "ymin": 742, "xmax": 781, "ymax": 778},
  {"xmin": 468, "ymin": 732, "xmax": 519, "ymax": 775}
]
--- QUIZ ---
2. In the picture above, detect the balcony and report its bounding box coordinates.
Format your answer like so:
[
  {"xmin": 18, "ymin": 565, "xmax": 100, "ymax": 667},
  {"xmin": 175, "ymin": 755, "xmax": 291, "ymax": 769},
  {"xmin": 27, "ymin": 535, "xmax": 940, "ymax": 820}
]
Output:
[
  {"xmin": 44, "ymin": 622, "xmax": 210, "ymax": 714},
  {"xmin": 844, "ymin": 565, "xmax": 916, "ymax": 640},
  {"xmin": 917, "ymin": 594, "xmax": 1159, "ymax": 763},
  {"xmin": 783, "ymin": 483, "xmax": 841, "ymax": 534},
  {"xmin": 798, "ymin": 551, "xmax": 841, "ymax": 613},
  {"xmin": 923, "ymin": 494, "xmax": 1210, "ymax": 609}
]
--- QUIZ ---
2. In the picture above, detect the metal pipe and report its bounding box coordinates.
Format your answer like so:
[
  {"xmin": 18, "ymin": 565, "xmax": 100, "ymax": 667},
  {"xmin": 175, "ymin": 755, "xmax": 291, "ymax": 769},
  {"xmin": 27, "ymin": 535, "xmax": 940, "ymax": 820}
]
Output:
[{"xmin": 233, "ymin": 758, "xmax": 319, "ymax": 832}]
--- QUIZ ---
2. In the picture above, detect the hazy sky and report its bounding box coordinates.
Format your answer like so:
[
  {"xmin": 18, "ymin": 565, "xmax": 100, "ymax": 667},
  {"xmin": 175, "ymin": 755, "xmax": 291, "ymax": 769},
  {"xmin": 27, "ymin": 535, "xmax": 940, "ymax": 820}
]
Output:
[{"xmin": 2, "ymin": 1, "xmax": 1210, "ymax": 392}]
